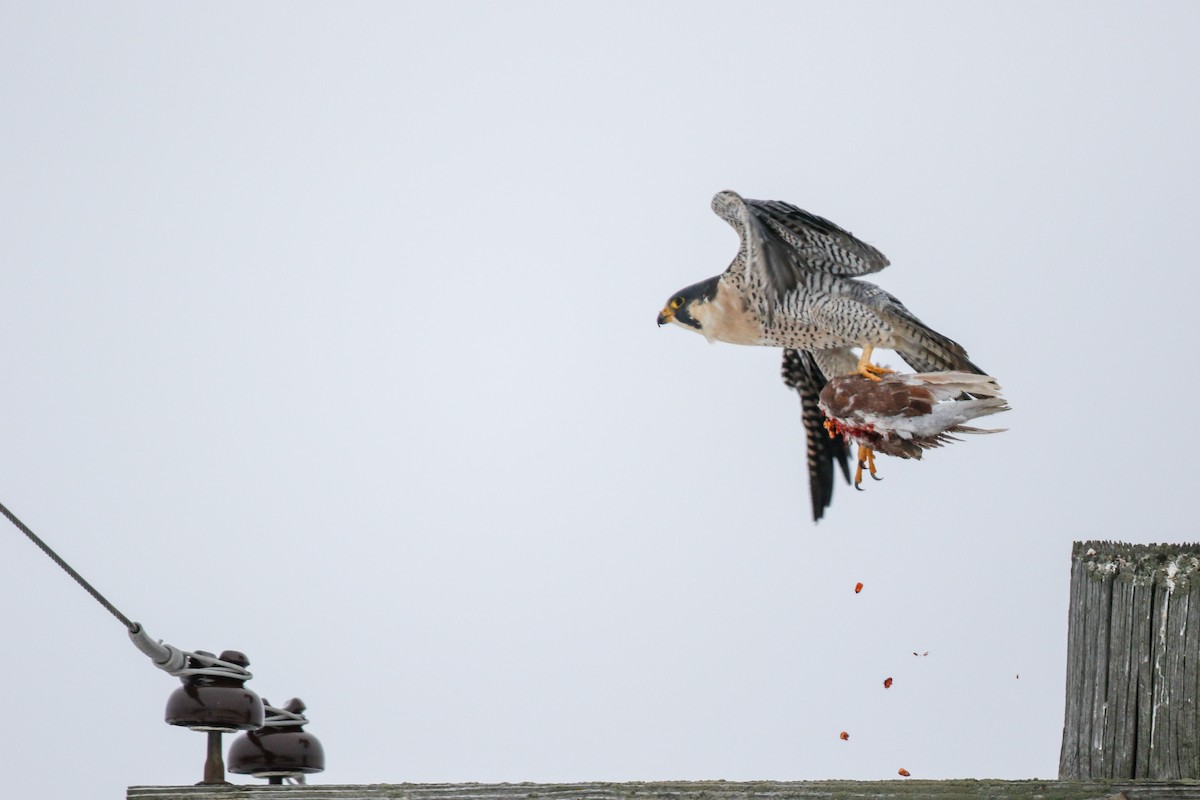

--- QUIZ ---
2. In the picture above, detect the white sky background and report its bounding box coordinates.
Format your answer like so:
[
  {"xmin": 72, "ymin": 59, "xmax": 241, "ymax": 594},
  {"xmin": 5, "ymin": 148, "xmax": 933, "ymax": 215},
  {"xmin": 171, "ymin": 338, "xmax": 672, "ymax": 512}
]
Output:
[{"xmin": 2, "ymin": 2, "xmax": 1198, "ymax": 796}]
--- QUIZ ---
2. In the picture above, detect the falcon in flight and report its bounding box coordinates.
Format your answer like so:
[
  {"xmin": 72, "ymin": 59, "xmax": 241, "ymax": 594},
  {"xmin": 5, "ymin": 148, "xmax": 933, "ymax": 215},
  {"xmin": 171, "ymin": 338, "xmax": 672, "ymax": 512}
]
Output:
[{"xmin": 657, "ymin": 190, "xmax": 986, "ymax": 521}]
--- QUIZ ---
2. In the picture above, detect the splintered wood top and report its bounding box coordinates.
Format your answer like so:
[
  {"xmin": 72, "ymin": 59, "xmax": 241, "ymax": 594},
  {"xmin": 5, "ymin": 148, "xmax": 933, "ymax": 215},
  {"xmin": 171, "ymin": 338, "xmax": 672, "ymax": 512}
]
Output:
[{"xmin": 1074, "ymin": 541, "xmax": 1200, "ymax": 589}]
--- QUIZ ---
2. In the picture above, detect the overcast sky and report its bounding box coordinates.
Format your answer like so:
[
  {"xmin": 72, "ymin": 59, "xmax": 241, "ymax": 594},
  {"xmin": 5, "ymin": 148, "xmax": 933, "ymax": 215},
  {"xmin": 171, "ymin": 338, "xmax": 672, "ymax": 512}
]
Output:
[{"xmin": 3, "ymin": 2, "xmax": 1199, "ymax": 797}]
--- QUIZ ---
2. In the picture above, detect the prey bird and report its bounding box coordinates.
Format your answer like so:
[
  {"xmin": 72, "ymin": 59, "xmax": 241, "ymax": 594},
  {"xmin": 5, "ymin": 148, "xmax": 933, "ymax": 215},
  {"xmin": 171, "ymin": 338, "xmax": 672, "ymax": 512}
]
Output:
[
  {"xmin": 657, "ymin": 191, "xmax": 986, "ymax": 521},
  {"xmin": 819, "ymin": 372, "xmax": 1009, "ymax": 488}
]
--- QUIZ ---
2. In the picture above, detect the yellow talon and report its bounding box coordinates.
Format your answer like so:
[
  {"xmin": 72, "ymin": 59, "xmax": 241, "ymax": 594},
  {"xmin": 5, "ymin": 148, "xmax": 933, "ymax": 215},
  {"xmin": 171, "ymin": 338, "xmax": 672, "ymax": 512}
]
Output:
[
  {"xmin": 855, "ymin": 345, "xmax": 894, "ymax": 382},
  {"xmin": 854, "ymin": 445, "xmax": 880, "ymax": 490}
]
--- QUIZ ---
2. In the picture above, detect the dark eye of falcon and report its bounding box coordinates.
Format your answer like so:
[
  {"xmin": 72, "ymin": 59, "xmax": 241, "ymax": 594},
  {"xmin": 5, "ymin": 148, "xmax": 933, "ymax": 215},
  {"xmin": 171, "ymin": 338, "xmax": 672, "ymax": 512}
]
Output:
[{"xmin": 670, "ymin": 297, "xmax": 684, "ymax": 309}]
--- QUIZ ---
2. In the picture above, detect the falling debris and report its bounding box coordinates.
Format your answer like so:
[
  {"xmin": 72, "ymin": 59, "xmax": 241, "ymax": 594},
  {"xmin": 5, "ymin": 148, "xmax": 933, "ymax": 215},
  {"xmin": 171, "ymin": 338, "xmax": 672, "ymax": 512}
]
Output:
[
  {"xmin": 883, "ymin": 677, "xmax": 893, "ymax": 689},
  {"xmin": 854, "ymin": 582, "xmax": 864, "ymax": 594},
  {"xmin": 898, "ymin": 768, "xmax": 911, "ymax": 777},
  {"xmin": 839, "ymin": 731, "xmax": 849, "ymax": 741}
]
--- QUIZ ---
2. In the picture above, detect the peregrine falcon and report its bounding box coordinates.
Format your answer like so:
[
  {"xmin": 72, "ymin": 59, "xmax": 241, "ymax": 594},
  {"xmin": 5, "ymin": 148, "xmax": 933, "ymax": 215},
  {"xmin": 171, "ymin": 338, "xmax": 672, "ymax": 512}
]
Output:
[
  {"xmin": 819, "ymin": 372, "xmax": 1009, "ymax": 486},
  {"xmin": 657, "ymin": 191, "xmax": 986, "ymax": 521}
]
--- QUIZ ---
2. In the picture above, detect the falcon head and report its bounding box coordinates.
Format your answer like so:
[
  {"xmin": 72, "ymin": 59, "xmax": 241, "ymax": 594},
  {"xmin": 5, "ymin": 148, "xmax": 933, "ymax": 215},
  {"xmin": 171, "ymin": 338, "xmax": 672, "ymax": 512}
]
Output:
[{"xmin": 657, "ymin": 275, "xmax": 721, "ymax": 332}]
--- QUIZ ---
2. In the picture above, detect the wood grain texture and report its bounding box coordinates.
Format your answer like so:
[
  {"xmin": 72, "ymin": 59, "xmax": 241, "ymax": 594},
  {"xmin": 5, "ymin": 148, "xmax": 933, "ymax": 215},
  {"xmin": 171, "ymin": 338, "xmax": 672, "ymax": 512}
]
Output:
[
  {"xmin": 1061, "ymin": 542, "xmax": 1200, "ymax": 779},
  {"xmin": 126, "ymin": 780, "xmax": 1200, "ymax": 800}
]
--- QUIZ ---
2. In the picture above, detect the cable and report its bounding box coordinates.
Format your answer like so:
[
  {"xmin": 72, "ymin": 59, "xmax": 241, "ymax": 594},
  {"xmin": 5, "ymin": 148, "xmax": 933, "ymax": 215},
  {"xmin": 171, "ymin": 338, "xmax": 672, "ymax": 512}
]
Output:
[
  {"xmin": 174, "ymin": 650, "xmax": 254, "ymax": 681},
  {"xmin": 1, "ymin": 498, "xmax": 253, "ymax": 681},
  {"xmin": 0, "ymin": 499, "xmax": 135, "ymax": 630},
  {"xmin": 262, "ymin": 704, "xmax": 308, "ymax": 728}
]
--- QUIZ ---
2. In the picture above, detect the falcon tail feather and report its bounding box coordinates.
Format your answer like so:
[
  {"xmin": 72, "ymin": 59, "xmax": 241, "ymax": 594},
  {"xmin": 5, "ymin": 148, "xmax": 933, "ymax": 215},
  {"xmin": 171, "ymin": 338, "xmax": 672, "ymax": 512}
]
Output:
[
  {"xmin": 781, "ymin": 349, "xmax": 850, "ymax": 522},
  {"xmin": 882, "ymin": 301, "xmax": 986, "ymax": 376}
]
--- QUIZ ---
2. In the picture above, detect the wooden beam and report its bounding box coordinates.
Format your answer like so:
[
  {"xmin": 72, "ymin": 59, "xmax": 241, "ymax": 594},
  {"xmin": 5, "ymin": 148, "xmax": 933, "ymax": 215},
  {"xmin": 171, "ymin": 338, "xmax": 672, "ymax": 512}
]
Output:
[{"xmin": 126, "ymin": 780, "xmax": 1200, "ymax": 800}]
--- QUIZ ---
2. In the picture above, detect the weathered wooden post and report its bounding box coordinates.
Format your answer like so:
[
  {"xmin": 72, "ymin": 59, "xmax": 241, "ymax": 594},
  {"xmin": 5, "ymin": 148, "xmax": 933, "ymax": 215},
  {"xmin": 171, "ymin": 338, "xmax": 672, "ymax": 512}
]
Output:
[{"xmin": 1060, "ymin": 540, "xmax": 1200, "ymax": 779}]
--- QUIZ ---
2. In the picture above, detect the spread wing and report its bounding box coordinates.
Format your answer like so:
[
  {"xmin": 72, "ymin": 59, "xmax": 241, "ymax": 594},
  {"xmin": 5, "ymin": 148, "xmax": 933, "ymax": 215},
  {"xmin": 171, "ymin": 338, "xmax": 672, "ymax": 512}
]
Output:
[
  {"xmin": 781, "ymin": 348, "xmax": 851, "ymax": 522},
  {"xmin": 714, "ymin": 191, "xmax": 890, "ymax": 304}
]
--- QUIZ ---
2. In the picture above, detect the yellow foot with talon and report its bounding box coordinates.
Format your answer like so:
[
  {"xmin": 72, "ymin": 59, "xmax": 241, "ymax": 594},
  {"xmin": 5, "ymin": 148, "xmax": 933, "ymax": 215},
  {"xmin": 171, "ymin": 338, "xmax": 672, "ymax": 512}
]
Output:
[
  {"xmin": 857, "ymin": 362, "xmax": 895, "ymax": 382},
  {"xmin": 854, "ymin": 345, "xmax": 895, "ymax": 382},
  {"xmin": 853, "ymin": 445, "xmax": 882, "ymax": 491}
]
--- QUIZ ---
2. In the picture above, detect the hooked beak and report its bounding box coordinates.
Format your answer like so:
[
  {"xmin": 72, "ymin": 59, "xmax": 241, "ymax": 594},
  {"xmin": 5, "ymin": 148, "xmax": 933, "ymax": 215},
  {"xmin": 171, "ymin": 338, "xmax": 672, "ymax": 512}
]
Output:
[{"xmin": 657, "ymin": 307, "xmax": 674, "ymax": 327}]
